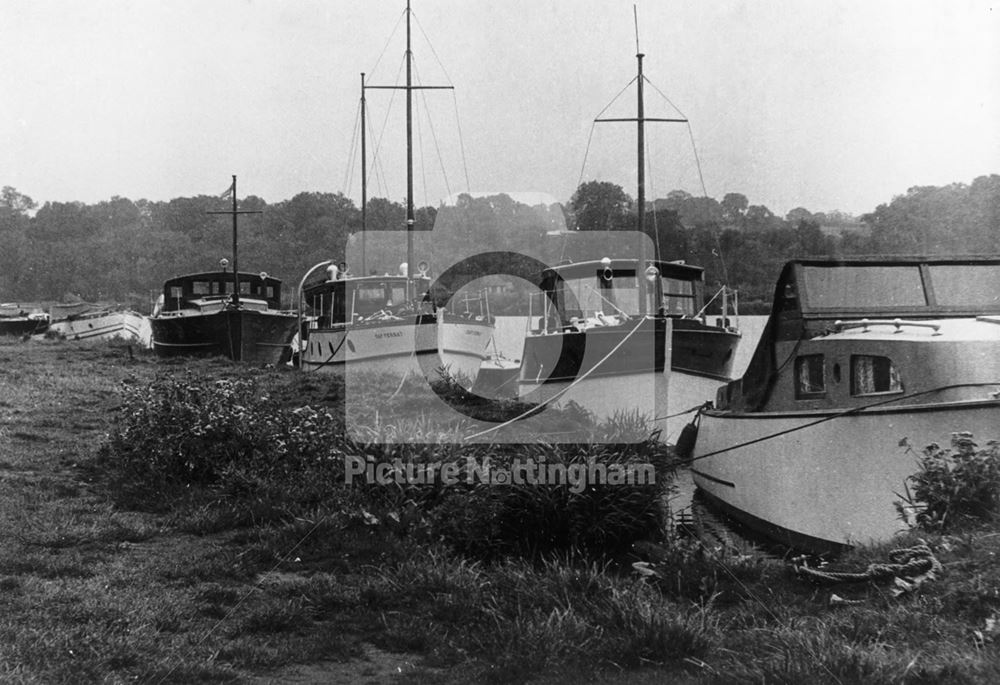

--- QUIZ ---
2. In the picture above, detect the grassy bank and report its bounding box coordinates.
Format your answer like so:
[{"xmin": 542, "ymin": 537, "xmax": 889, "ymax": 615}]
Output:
[{"xmin": 2, "ymin": 338, "xmax": 1000, "ymax": 683}]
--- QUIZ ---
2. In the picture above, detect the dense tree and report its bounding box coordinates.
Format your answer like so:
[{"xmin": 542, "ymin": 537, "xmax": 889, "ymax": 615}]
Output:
[{"xmin": 569, "ymin": 181, "xmax": 632, "ymax": 231}]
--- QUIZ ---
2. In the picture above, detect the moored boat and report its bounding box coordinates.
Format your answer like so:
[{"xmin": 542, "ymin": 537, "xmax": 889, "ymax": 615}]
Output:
[
  {"xmin": 47, "ymin": 303, "xmax": 146, "ymax": 343},
  {"xmin": 149, "ymin": 176, "xmax": 299, "ymax": 364},
  {"xmin": 517, "ymin": 257, "xmax": 742, "ymax": 437},
  {"xmin": 298, "ymin": 263, "xmax": 492, "ymax": 383},
  {"xmin": 0, "ymin": 303, "xmax": 49, "ymax": 336},
  {"xmin": 689, "ymin": 256, "xmax": 1000, "ymax": 552}
]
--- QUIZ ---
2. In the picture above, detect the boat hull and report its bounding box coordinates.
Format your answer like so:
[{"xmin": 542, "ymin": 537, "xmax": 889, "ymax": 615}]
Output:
[
  {"xmin": 48, "ymin": 310, "xmax": 142, "ymax": 342},
  {"xmin": 672, "ymin": 319, "xmax": 740, "ymax": 380},
  {"xmin": 300, "ymin": 315, "xmax": 491, "ymax": 385},
  {"xmin": 150, "ymin": 308, "xmax": 298, "ymax": 364},
  {"xmin": 0, "ymin": 318, "xmax": 49, "ymax": 336},
  {"xmin": 690, "ymin": 398, "xmax": 1000, "ymax": 551},
  {"xmin": 517, "ymin": 317, "xmax": 673, "ymax": 434}
]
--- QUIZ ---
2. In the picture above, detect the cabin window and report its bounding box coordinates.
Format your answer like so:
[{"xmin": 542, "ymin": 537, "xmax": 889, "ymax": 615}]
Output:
[
  {"xmin": 662, "ymin": 278, "xmax": 695, "ymax": 316},
  {"xmin": 240, "ymin": 281, "xmax": 251, "ymax": 295},
  {"xmin": 794, "ymin": 355, "xmax": 826, "ymax": 397},
  {"xmin": 851, "ymin": 355, "xmax": 902, "ymax": 395},
  {"xmin": 169, "ymin": 286, "xmax": 183, "ymax": 300},
  {"xmin": 192, "ymin": 281, "xmax": 212, "ymax": 295},
  {"xmin": 266, "ymin": 286, "xmax": 275, "ymax": 299}
]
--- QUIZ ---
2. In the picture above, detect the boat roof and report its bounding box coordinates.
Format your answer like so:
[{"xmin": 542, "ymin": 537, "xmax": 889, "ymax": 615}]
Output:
[
  {"xmin": 542, "ymin": 258, "xmax": 704, "ymax": 282},
  {"xmin": 776, "ymin": 255, "xmax": 1000, "ymax": 320},
  {"xmin": 163, "ymin": 271, "xmax": 283, "ymax": 288},
  {"xmin": 303, "ymin": 274, "xmax": 431, "ymax": 297}
]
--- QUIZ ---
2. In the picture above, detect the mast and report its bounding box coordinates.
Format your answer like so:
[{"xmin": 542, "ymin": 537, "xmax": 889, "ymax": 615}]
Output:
[
  {"xmin": 361, "ymin": 72, "xmax": 367, "ymax": 276},
  {"xmin": 207, "ymin": 174, "xmax": 262, "ymax": 308},
  {"xmin": 594, "ymin": 10, "xmax": 687, "ymax": 314},
  {"xmin": 405, "ymin": 0, "xmax": 414, "ymax": 281},
  {"xmin": 365, "ymin": 1, "xmax": 453, "ymax": 291}
]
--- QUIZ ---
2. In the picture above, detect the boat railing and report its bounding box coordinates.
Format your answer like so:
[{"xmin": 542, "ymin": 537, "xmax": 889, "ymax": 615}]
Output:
[
  {"xmin": 833, "ymin": 318, "xmax": 942, "ymax": 335},
  {"xmin": 696, "ymin": 285, "xmax": 740, "ymax": 331}
]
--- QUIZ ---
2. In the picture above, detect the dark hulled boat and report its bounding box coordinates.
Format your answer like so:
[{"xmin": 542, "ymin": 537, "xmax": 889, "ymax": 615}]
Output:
[
  {"xmin": 149, "ymin": 176, "xmax": 298, "ymax": 364},
  {"xmin": 150, "ymin": 270, "xmax": 297, "ymax": 363},
  {"xmin": 0, "ymin": 304, "xmax": 49, "ymax": 336}
]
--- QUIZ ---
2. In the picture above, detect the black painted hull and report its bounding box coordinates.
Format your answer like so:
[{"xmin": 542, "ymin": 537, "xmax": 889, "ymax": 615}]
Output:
[
  {"xmin": 518, "ymin": 316, "xmax": 667, "ymax": 384},
  {"xmin": 671, "ymin": 319, "xmax": 741, "ymax": 380},
  {"xmin": 0, "ymin": 318, "xmax": 49, "ymax": 336},
  {"xmin": 150, "ymin": 309, "xmax": 298, "ymax": 364}
]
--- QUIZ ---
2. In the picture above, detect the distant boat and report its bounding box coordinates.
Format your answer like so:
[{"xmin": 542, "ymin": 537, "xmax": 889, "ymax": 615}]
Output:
[
  {"xmin": 689, "ymin": 256, "xmax": 1000, "ymax": 552},
  {"xmin": 296, "ymin": 1, "xmax": 493, "ymax": 385},
  {"xmin": 149, "ymin": 176, "xmax": 299, "ymax": 364},
  {"xmin": 47, "ymin": 302, "xmax": 146, "ymax": 343},
  {"xmin": 0, "ymin": 303, "xmax": 49, "ymax": 336}
]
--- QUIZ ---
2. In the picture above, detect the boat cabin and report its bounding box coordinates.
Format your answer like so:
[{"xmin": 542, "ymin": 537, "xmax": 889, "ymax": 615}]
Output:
[
  {"xmin": 303, "ymin": 275, "xmax": 433, "ymax": 327},
  {"xmin": 158, "ymin": 271, "xmax": 284, "ymax": 313},
  {"xmin": 719, "ymin": 256, "xmax": 1000, "ymax": 413},
  {"xmin": 535, "ymin": 258, "xmax": 705, "ymax": 332}
]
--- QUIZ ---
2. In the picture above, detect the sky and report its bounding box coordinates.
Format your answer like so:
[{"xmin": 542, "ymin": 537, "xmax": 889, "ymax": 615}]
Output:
[{"xmin": 1, "ymin": 0, "xmax": 997, "ymax": 217}]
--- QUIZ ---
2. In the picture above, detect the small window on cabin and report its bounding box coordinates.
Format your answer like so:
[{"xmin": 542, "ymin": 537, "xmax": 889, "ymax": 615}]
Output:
[
  {"xmin": 795, "ymin": 355, "xmax": 826, "ymax": 397},
  {"xmin": 851, "ymin": 355, "xmax": 902, "ymax": 395},
  {"xmin": 266, "ymin": 286, "xmax": 275, "ymax": 299},
  {"xmin": 240, "ymin": 281, "xmax": 251, "ymax": 295},
  {"xmin": 169, "ymin": 286, "xmax": 183, "ymax": 300},
  {"xmin": 192, "ymin": 281, "xmax": 211, "ymax": 295},
  {"xmin": 662, "ymin": 277, "xmax": 695, "ymax": 316}
]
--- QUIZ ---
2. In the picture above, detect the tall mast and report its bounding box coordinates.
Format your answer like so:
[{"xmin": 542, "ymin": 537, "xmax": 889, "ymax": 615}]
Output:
[
  {"xmin": 361, "ymin": 72, "xmax": 368, "ymax": 276},
  {"xmin": 365, "ymin": 1, "xmax": 453, "ymax": 288},
  {"xmin": 405, "ymin": 0, "xmax": 414, "ymax": 279},
  {"xmin": 594, "ymin": 10, "xmax": 687, "ymax": 314},
  {"xmin": 207, "ymin": 174, "xmax": 262, "ymax": 308}
]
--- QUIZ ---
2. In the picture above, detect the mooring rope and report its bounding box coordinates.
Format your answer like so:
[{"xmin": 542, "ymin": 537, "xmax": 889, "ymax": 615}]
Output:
[{"xmin": 793, "ymin": 544, "xmax": 942, "ymax": 585}]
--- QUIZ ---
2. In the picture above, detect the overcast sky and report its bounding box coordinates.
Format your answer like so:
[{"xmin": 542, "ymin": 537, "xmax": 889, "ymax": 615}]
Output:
[{"xmin": 1, "ymin": 0, "xmax": 997, "ymax": 217}]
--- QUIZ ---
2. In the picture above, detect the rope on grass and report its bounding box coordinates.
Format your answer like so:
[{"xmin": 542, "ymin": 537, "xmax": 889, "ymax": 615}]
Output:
[{"xmin": 793, "ymin": 544, "xmax": 942, "ymax": 585}]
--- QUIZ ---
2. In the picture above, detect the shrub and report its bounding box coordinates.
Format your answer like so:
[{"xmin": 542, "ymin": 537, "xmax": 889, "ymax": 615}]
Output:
[
  {"xmin": 899, "ymin": 432, "xmax": 1000, "ymax": 531},
  {"xmin": 100, "ymin": 372, "xmax": 347, "ymax": 512}
]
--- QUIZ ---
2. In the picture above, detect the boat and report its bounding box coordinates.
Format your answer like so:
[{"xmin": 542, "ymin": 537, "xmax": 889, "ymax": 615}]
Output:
[
  {"xmin": 149, "ymin": 177, "xmax": 299, "ymax": 364},
  {"xmin": 47, "ymin": 302, "xmax": 146, "ymax": 343},
  {"xmin": 0, "ymin": 303, "xmax": 49, "ymax": 336},
  {"xmin": 516, "ymin": 256, "xmax": 741, "ymax": 437},
  {"xmin": 296, "ymin": 1, "xmax": 493, "ymax": 386},
  {"xmin": 688, "ymin": 256, "xmax": 1000, "ymax": 552},
  {"xmin": 298, "ymin": 263, "xmax": 492, "ymax": 383},
  {"xmin": 512, "ymin": 40, "xmax": 740, "ymax": 439}
]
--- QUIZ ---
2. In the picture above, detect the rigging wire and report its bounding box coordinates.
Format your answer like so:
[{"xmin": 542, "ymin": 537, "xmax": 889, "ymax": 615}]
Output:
[
  {"xmin": 412, "ymin": 9, "xmax": 470, "ymax": 195},
  {"xmin": 369, "ymin": 53, "xmax": 408, "ymax": 201},
  {"xmin": 367, "ymin": 8, "xmax": 406, "ymax": 78},
  {"xmin": 577, "ymin": 76, "xmax": 639, "ymax": 191},
  {"xmin": 644, "ymin": 79, "xmax": 732, "ymax": 286},
  {"xmin": 412, "ymin": 58, "xmax": 453, "ymax": 202},
  {"xmin": 342, "ymin": 96, "xmax": 363, "ymax": 200}
]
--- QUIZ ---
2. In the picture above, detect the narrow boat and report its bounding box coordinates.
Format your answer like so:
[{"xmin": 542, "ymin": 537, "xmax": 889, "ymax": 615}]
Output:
[
  {"xmin": 149, "ymin": 176, "xmax": 299, "ymax": 364},
  {"xmin": 0, "ymin": 303, "xmax": 49, "ymax": 336},
  {"xmin": 297, "ymin": 1, "xmax": 493, "ymax": 385},
  {"xmin": 689, "ymin": 256, "xmax": 1000, "ymax": 552}
]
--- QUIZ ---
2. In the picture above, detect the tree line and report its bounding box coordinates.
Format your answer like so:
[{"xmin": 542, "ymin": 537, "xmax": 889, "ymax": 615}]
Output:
[{"xmin": 0, "ymin": 174, "xmax": 997, "ymax": 313}]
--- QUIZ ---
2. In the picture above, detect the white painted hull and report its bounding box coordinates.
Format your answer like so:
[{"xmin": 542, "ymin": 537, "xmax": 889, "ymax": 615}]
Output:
[
  {"xmin": 300, "ymin": 317, "xmax": 491, "ymax": 385},
  {"xmin": 691, "ymin": 398, "xmax": 1000, "ymax": 549},
  {"xmin": 48, "ymin": 310, "xmax": 148, "ymax": 343}
]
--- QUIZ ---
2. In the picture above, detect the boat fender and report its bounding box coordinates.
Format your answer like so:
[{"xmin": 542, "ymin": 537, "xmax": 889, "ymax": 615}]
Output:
[{"xmin": 674, "ymin": 412, "xmax": 701, "ymax": 462}]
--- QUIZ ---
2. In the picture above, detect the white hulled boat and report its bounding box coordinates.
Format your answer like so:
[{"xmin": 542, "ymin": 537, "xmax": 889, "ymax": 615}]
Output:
[{"xmin": 689, "ymin": 256, "xmax": 1000, "ymax": 552}]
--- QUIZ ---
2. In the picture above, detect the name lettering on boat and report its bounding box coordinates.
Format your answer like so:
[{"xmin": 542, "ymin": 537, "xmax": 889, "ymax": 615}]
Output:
[{"xmin": 374, "ymin": 331, "xmax": 404, "ymax": 339}]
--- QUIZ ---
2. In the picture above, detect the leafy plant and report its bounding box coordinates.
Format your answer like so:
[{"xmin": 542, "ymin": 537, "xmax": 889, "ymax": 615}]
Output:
[{"xmin": 898, "ymin": 432, "xmax": 1000, "ymax": 531}]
